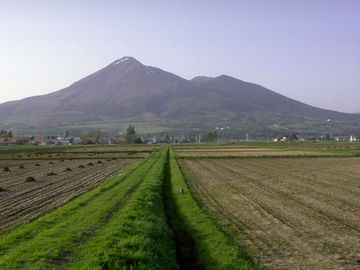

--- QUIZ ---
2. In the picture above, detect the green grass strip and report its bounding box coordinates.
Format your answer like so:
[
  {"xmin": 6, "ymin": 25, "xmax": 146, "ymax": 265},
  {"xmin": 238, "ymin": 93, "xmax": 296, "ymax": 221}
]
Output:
[
  {"xmin": 67, "ymin": 146, "xmax": 178, "ymax": 270},
  {"xmin": 167, "ymin": 147, "xmax": 258, "ymax": 270},
  {"xmin": 0, "ymin": 152, "xmax": 161, "ymax": 269}
]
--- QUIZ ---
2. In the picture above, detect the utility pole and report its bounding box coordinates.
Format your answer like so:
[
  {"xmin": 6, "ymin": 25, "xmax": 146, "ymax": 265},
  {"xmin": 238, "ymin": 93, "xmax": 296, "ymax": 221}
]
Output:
[
  {"xmin": 327, "ymin": 119, "xmax": 331, "ymax": 140},
  {"xmin": 289, "ymin": 130, "xmax": 291, "ymax": 144}
]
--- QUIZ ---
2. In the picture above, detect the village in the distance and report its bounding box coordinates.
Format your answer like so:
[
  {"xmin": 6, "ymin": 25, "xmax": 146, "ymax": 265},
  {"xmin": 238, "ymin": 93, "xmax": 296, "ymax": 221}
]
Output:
[{"xmin": 0, "ymin": 127, "xmax": 359, "ymax": 146}]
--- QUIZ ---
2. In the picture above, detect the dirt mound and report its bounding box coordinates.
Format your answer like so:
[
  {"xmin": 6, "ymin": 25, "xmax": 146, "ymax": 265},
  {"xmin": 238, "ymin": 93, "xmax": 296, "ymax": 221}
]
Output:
[{"xmin": 25, "ymin": 176, "xmax": 36, "ymax": 182}]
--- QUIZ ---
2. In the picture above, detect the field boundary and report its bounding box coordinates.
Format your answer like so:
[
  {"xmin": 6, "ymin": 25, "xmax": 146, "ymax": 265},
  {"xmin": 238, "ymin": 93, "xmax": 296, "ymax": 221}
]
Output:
[{"xmin": 167, "ymin": 147, "xmax": 258, "ymax": 270}]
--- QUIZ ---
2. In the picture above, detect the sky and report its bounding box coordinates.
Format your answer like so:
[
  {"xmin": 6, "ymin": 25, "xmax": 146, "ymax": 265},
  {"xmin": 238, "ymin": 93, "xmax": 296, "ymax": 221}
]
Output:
[{"xmin": 0, "ymin": 0, "xmax": 359, "ymax": 113}]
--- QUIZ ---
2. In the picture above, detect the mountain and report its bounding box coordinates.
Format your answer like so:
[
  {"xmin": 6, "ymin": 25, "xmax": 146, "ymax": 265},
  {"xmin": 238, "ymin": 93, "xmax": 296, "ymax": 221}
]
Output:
[{"xmin": 0, "ymin": 56, "xmax": 359, "ymax": 137}]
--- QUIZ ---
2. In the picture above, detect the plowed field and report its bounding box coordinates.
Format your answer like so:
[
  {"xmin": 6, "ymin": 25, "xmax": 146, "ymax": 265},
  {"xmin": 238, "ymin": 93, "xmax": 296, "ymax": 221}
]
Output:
[
  {"xmin": 181, "ymin": 157, "xmax": 360, "ymax": 269},
  {"xmin": 0, "ymin": 158, "xmax": 135, "ymax": 233}
]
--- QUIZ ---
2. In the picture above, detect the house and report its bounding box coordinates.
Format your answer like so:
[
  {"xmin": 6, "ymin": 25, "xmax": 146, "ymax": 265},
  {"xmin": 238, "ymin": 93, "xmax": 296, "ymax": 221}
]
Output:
[
  {"xmin": 6, "ymin": 137, "xmax": 18, "ymax": 145},
  {"xmin": 273, "ymin": 136, "xmax": 287, "ymax": 142},
  {"xmin": 145, "ymin": 136, "xmax": 158, "ymax": 144},
  {"xmin": 81, "ymin": 136, "xmax": 97, "ymax": 144},
  {"xmin": 350, "ymin": 135, "xmax": 360, "ymax": 142},
  {"xmin": 31, "ymin": 135, "xmax": 47, "ymax": 145},
  {"xmin": 69, "ymin": 137, "xmax": 83, "ymax": 145},
  {"xmin": 55, "ymin": 136, "xmax": 70, "ymax": 145},
  {"xmin": 334, "ymin": 136, "xmax": 347, "ymax": 142}
]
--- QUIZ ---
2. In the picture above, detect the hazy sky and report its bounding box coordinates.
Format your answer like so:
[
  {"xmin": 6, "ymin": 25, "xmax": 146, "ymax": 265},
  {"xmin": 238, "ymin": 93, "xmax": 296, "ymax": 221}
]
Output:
[{"xmin": 1, "ymin": 0, "xmax": 359, "ymax": 113}]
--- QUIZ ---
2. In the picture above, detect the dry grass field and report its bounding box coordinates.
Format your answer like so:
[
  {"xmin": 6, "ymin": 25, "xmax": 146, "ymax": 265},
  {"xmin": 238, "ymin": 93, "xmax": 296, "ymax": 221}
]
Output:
[{"xmin": 180, "ymin": 156, "xmax": 360, "ymax": 269}]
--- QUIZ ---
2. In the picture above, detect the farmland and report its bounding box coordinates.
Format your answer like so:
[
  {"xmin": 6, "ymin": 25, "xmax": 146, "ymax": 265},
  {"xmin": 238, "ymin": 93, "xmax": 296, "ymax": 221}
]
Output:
[
  {"xmin": 0, "ymin": 145, "xmax": 156, "ymax": 233},
  {"xmin": 0, "ymin": 158, "xmax": 136, "ymax": 233},
  {"xmin": 178, "ymin": 143, "xmax": 360, "ymax": 269},
  {"xmin": 0, "ymin": 142, "xmax": 359, "ymax": 269},
  {"xmin": 0, "ymin": 145, "xmax": 255, "ymax": 269}
]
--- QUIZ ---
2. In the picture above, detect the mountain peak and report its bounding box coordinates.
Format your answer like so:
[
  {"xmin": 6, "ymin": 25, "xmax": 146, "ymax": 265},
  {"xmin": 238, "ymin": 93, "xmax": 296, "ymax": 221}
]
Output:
[{"xmin": 110, "ymin": 56, "xmax": 138, "ymax": 66}]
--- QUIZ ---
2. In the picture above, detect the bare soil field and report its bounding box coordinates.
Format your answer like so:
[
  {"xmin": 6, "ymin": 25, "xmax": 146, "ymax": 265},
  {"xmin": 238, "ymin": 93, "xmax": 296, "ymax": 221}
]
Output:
[
  {"xmin": 176, "ymin": 149, "xmax": 331, "ymax": 158},
  {"xmin": 0, "ymin": 158, "xmax": 136, "ymax": 233},
  {"xmin": 180, "ymin": 157, "xmax": 360, "ymax": 269},
  {"xmin": 0, "ymin": 148, "xmax": 156, "ymax": 160},
  {"xmin": 0, "ymin": 151, "xmax": 150, "ymax": 160}
]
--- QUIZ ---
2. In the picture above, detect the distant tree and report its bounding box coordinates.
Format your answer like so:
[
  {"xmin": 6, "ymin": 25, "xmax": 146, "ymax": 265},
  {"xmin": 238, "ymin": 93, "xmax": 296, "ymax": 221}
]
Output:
[
  {"xmin": 287, "ymin": 133, "xmax": 298, "ymax": 141},
  {"xmin": 65, "ymin": 130, "xmax": 69, "ymax": 138},
  {"xmin": 134, "ymin": 136, "xmax": 143, "ymax": 144},
  {"xmin": 0, "ymin": 130, "xmax": 13, "ymax": 138},
  {"xmin": 0, "ymin": 130, "xmax": 6, "ymax": 138},
  {"xmin": 126, "ymin": 124, "xmax": 136, "ymax": 144},
  {"xmin": 88, "ymin": 129, "xmax": 105, "ymax": 144},
  {"xmin": 280, "ymin": 133, "xmax": 298, "ymax": 141},
  {"xmin": 165, "ymin": 132, "xmax": 171, "ymax": 143},
  {"xmin": 201, "ymin": 132, "xmax": 217, "ymax": 142}
]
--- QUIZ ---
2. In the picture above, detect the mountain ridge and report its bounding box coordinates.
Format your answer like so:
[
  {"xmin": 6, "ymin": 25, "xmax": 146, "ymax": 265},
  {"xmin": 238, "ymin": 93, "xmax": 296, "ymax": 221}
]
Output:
[{"xmin": 0, "ymin": 56, "xmax": 359, "ymax": 137}]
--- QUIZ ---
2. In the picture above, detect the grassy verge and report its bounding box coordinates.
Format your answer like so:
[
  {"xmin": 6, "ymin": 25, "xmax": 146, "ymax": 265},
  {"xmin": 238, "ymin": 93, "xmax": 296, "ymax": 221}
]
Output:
[
  {"xmin": 66, "ymin": 146, "xmax": 178, "ymax": 270},
  {"xmin": 167, "ymin": 147, "xmax": 258, "ymax": 270}
]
